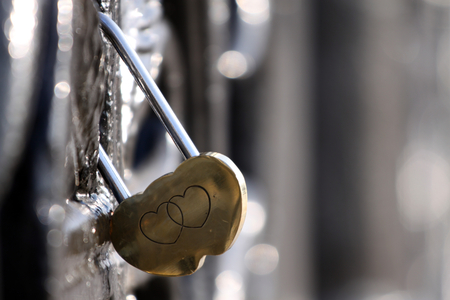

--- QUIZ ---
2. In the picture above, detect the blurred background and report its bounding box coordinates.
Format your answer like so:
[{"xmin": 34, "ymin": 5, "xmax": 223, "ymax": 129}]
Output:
[{"xmin": 1, "ymin": 0, "xmax": 450, "ymax": 299}]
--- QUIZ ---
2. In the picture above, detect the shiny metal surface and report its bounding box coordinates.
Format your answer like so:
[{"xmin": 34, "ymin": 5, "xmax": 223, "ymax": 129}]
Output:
[
  {"xmin": 98, "ymin": 145, "xmax": 131, "ymax": 203},
  {"xmin": 98, "ymin": 11, "xmax": 248, "ymax": 279},
  {"xmin": 98, "ymin": 12, "xmax": 199, "ymax": 160},
  {"xmin": 111, "ymin": 153, "xmax": 247, "ymax": 276}
]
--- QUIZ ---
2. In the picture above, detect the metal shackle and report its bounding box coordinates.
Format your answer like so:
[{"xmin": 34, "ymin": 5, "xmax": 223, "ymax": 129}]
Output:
[{"xmin": 97, "ymin": 12, "xmax": 199, "ymax": 203}]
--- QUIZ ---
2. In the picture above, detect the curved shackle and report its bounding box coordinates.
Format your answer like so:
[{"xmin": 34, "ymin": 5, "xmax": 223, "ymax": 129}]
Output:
[
  {"xmin": 98, "ymin": 13, "xmax": 199, "ymax": 159},
  {"xmin": 97, "ymin": 13, "xmax": 200, "ymax": 203}
]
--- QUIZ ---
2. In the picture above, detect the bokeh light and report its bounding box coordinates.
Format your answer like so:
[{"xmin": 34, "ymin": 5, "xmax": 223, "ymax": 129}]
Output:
[
  {"xmin": 217, "ymin": 50, "xmax": 248, "ymax": 79},
  {"xmin": 245, "ymin": 244, "xmax": 279, "ymax": 275}
]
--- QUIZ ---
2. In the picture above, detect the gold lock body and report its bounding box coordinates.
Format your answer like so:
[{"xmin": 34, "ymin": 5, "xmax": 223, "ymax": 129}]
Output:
[{"xmin": 111, "ymin": 153, "xmax": 247, "ymax": 276}]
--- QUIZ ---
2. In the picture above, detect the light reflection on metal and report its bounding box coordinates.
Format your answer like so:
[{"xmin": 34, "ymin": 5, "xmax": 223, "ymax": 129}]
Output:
[
  {"xmin": 98, "ymin": 145, "xmax": 131, "ymax": 204},
  {"xmin": 93, "ymin": 15, "xmax": 248, "ymax": 275},
  {"xmin": 111, "ymin": 154, "xmax": 247, "ymax": 276},
  {"xmin": 99, "ymin": 12, "xmax": 200, "ymax": 159},
  {"xmin": 244, "ymin": 244, "xmax": 279, "ymax": 275}
]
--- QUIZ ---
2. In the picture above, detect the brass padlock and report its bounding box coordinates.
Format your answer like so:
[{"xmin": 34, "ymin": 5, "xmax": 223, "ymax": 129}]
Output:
[{"xmin": 97, "ymin": 13, "xmax": 247, "ymax": 276}]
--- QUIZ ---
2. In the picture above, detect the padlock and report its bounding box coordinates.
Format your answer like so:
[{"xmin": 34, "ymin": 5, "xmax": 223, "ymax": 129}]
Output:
[{"xmin": 97, "ymin": 13, "xmax": 247, "ymax": 277}]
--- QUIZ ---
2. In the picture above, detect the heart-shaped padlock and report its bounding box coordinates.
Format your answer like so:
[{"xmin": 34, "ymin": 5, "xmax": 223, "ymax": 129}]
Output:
[{"xmin": 97, "ymin": 13, "xmax": 247, "ymax": 276}]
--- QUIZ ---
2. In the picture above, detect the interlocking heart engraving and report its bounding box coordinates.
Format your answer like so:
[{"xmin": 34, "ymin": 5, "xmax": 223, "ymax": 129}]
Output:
[
  {"xmin": 98, "ymin": 13, "xmax": 247, "ymax": 277},
  {"xmin": 140, "ymin": 185, "xmax": 211, "ymax": 244},
  {"xmin": 111, "ymin": 153, "xmax": 247, "ymax": 276}
]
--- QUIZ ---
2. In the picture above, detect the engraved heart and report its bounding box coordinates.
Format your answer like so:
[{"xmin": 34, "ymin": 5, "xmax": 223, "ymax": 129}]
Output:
[
  {"xmin": 140, "ymin": 202, "xmax": 183, "ymax": 244},
  {"xmin": 168, "ymin": 186, "xmax": 210, "ymax": 228},
  {"xmin": 111, "ymin": 153, "xmax": 247, "ymax": 276}
]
